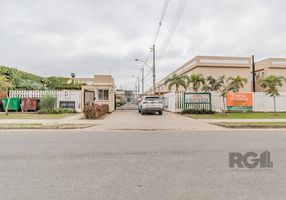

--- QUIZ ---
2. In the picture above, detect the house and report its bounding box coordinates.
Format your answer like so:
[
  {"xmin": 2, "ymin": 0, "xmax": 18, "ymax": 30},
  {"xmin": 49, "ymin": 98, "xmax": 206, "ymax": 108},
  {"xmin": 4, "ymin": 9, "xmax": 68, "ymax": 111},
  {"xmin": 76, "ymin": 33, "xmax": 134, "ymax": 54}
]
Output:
[
  {"xmin": 255, "ymin": 58, "xmax": 286, "ymax": 92},
  {"xmin": 81, "ymin": 75, "xmax": 116, "ymax": 112},
  {"xmin": 148, "ymin": 56, "xmax": 252, "ymax": 94}
]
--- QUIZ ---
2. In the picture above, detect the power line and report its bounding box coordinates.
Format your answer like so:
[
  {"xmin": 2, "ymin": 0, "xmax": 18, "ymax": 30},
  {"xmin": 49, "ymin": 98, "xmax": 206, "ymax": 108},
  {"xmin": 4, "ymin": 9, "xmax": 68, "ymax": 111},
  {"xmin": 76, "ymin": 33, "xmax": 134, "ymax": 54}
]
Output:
[
  {"xmin": 142, "ymin": 0, "xmax": 170, "ymax": 66},
  {"xmin": 136, "ymin": 0, "xmax": 170, "ymax": 88},
  {"xmin": 153, "ymin": 0, "xmax": 170, "ymax": 44},
  {"xmin": 157, "ymin": 0, "xmax": 188, "ymax": 61}
]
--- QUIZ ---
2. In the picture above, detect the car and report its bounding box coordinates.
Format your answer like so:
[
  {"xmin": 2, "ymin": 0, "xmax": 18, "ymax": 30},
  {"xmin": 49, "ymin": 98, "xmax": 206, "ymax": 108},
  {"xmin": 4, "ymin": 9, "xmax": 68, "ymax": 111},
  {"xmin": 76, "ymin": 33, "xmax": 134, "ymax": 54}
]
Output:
[{"xmin": 138, "ymin": 96, "xmax": 163, "ymax": 115}]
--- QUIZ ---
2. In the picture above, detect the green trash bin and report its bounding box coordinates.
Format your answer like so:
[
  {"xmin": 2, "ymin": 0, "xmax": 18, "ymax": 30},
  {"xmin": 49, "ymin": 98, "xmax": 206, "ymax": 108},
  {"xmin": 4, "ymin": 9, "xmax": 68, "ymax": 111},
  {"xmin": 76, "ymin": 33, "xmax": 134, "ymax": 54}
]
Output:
[{"xmin": 2, "ymin": 98, "xmax": 21, "ymax": 111}]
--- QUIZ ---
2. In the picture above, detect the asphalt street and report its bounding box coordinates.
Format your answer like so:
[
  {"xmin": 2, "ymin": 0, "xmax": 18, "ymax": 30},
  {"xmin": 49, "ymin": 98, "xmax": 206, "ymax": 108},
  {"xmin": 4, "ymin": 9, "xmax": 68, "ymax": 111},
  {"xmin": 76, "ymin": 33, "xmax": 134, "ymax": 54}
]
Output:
[{"xmin": 0, "ymin": 129, "xmax": 285, "ymax": 200}]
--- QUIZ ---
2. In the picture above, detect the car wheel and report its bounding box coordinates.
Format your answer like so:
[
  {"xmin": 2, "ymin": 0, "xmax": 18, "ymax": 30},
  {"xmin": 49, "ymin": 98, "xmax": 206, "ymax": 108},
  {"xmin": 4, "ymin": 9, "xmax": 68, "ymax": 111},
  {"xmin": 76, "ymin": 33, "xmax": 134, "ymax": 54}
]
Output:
[
  {"xmin": 141, "ymin": 111, "xmax": 145, "ymax": 115},
  {"xmin": 138, "ymin": 109, "xmax": 141, "ymax": 113},
  {"xmin": 159, "ymin": 111, "xmax": 163, "ymax": 115}
]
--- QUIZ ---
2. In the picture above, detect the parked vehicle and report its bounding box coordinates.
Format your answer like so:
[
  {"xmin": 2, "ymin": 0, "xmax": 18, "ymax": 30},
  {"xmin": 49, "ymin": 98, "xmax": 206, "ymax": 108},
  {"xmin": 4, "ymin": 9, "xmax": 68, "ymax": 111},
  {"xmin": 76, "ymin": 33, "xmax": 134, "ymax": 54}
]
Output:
[{"xmin": 138, "ymin": 96, "xmax": 163, "ymax": 115}]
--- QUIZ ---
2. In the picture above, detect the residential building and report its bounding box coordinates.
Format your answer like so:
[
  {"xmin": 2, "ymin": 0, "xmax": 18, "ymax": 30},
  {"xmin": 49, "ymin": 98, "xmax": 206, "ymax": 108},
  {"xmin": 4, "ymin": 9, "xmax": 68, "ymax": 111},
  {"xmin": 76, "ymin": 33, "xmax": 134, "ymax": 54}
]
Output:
[
  {"xmin": 255, "ymin": 58, "xmax": 286, "ymax": 92},
  {"xmin": 147, "ymin": 56, "xmax": 252, "ymax": 94}
]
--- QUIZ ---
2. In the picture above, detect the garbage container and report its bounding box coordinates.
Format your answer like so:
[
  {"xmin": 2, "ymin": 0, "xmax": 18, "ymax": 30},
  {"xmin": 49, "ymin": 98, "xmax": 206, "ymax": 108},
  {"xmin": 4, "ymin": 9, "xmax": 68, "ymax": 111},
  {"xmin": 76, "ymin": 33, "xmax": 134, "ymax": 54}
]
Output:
[
  {"xmin": 21, "ymin": 98, "xmax": 39, "ymax": 111},
  {"xmin": 2, "ymin": 98, "xmax": 21, "ymax": 111}
]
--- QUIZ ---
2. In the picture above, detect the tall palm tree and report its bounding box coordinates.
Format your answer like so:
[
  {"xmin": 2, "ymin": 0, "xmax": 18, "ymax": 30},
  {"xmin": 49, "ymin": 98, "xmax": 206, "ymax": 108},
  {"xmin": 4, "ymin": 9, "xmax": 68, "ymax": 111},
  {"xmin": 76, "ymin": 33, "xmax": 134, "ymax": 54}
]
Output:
[
  {"xmin": 186, "ymin": 74, "xmax": 205, "ymax": 92},
  {"xmin": 259, "ymin": 75, "xmax": 286, "ymax": 114},
  {"xmin": 164, "ymin": 74, "xmax": 187, "ymax": 92},
  {"xmin": 227, "ymin": 75, "xmax": 248, "ymax": 92}
]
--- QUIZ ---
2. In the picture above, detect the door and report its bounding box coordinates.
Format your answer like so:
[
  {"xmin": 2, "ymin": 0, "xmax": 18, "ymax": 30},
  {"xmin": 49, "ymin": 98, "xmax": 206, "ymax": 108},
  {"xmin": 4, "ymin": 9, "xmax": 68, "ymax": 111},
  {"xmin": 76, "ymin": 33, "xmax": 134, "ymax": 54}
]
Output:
[{"xmin": 84, "ymin": 90, "xmax": 95, "ymax": 105}]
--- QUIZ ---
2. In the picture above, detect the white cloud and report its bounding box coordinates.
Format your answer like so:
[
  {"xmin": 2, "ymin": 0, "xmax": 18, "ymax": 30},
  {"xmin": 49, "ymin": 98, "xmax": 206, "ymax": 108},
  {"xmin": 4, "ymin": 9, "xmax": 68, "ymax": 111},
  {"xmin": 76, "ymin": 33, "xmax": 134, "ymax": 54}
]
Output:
[{"xmin": 0, "ymin": 0, "xmax": 286, "ymax": 90}]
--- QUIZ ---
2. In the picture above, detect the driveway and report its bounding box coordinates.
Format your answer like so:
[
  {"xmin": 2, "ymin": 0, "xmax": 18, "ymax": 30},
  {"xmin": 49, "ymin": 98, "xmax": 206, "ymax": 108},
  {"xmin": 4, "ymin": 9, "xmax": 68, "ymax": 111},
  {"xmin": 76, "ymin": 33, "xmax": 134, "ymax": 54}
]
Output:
[{"xmin": 91, "ymin": 110, "xmax": 223, "ymax": 131}]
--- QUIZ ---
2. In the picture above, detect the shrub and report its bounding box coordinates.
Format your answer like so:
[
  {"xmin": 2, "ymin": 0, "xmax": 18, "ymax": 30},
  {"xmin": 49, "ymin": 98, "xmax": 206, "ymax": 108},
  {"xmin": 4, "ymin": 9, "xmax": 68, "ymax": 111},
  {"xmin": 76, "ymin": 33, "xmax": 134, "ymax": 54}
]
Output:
[
  {"xmin": 37, "ymin": 108, "xmax": 75, "ymax": 114},
  {"xmin": 39, "ymin": 93, "xmax": 57, "ymax": 111},
  {"xmin": 181, "ymin": 109, "xmax": 215, "ymax": 115},
  {"xmin": 83, "ymin": 104, "xmax": 109, "ymax": 119}
]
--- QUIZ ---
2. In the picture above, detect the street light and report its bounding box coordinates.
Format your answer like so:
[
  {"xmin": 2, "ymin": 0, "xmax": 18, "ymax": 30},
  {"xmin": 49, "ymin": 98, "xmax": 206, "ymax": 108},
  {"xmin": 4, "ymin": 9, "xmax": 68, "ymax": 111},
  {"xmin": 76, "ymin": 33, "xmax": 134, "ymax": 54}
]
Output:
[
  {"xmin": 135, "ymin": 44, "xmax": 156, "ymax": 95},
  {"xmin": 135, "ymin": 57, "xmax": 154, "ymax": 94},
  {"xmin": 132, "ymin": 75, "xmax": 140, "ymax": 95},
  {"xmin": 135, "ymin": 59, "xmax": 152, "ymax": 69}
]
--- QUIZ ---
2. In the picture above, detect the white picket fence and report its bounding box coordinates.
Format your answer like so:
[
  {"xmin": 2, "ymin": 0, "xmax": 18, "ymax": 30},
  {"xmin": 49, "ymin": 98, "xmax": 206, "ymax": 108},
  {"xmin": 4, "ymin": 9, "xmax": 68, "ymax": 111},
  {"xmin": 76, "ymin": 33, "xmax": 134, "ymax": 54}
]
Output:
[
  {"xmin": 9, "ymin": 90, "xmax": 82, "ymax": 111},
  {"xmin": 164, "ymin": 92, "xmax": 286, "ymax": 112}
]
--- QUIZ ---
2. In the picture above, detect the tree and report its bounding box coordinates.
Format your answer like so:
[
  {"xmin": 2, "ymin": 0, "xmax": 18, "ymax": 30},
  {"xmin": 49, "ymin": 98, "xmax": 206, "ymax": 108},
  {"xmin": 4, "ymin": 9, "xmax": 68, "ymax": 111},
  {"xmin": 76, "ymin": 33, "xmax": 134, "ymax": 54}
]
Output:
[
  {"xmin": 0, "ymin": 76, "xmax": 15, "ymax": 115},
  {"xmin": 202, "ymin": 76, "xmax": 240, "ymax": 114},
  {"xmin": 164, "ymin": 74, "xmax": 187, "ymax": 92},
  {"xmin": 227, "ymin": 75, "xmax": 248, "ymax": 92},
  {"xmin": 259, "ymin": 75, "xmax": 286, "ymax": 115},
  {"xmin": 186, "ymin": 74, "xmax": 205, "ymax": 92}
]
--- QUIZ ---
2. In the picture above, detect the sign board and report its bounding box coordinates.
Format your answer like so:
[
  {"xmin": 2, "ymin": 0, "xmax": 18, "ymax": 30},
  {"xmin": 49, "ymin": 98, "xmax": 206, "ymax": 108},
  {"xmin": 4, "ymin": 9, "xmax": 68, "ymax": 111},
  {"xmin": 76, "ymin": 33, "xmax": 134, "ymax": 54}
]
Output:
[
  {"xmin": 184, "ymin": 92, "xmax": 212, "ymax": 111},
  {"xmin": 226, "ymin": 92, "xmax": 253, "ymax": 111},
  {"xmin": 185, "ymin": 93, "xmax": 211, "ymax": 104},
  {"xmin": 59, "ymin": 101, "xmax": 75, "ymax": 110}
]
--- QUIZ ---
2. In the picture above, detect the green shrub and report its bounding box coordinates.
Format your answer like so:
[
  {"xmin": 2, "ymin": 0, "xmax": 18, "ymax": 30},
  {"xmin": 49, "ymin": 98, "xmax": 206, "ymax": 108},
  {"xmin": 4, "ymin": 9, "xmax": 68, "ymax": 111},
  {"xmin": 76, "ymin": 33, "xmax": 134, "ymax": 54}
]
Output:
[
  {"xmin": 37, "ymin": 108, "xmax": 75, "ymax": 114},
  {"xmin": 181, "ymin": 109, "xmax": 215, "ymax": 115},
  {"xmin": 39, "ymin": 93, "xmax": 57, "ymax": 111}
]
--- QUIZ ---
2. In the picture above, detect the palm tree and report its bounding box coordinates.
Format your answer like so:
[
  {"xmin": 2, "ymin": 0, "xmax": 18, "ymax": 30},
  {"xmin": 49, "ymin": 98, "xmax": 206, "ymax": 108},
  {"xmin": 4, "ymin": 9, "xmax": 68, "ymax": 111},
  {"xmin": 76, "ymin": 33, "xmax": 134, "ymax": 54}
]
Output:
[
  {"xmin": 164, "ymin": 74, "xmax": 187, "ymax": 92},
  {"xmin": 227, "ymin": 75, "xmax": 248, "ymax": 92},
  {"xmin": 203, "ymin": 75, "xmax": 240, "ymax": 115},
  {"xmin": 186, "ymin": 74, "xmax": 205, "ymax": 92},
  {"xmin": 259, "ymin": 75, "xmax": 286, "ymax": 115}
]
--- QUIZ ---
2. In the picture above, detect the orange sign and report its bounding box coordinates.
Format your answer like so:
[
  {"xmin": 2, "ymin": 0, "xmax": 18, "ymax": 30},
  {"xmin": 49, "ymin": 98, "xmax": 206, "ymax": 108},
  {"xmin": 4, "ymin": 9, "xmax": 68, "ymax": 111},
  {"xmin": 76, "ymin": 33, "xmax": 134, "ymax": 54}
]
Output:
[{"xmin": 226, "ymin": 92, "xmax": 253, "ymax": 111}]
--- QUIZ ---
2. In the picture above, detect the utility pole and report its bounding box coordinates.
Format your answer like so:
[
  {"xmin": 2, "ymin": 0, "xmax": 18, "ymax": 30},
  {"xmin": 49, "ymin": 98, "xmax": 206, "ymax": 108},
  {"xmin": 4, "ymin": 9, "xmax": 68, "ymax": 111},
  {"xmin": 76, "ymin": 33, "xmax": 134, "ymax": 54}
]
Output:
[
  {"xmin": 137, "ymin": 76, "xmax": 140, "ymax": 95},
  {"xmin": 141, "ymin": 67, "xmax": 144, "ymax": 94},
  {"xmin": 151, "ymin": 44, "xmax": 156, "ymax": 95},
  {"xmin": 252, "ymin": 55, "xmax": 256, "ymax": 92}
]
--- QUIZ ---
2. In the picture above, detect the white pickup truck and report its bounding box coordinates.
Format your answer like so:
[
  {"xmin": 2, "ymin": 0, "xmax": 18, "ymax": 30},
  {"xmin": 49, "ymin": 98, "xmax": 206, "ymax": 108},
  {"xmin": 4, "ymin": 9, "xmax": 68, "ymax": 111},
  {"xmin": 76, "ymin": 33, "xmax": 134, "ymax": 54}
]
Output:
[{"xmin": 138, "ymin": 96, "xmax": 163, "ymax": 115}]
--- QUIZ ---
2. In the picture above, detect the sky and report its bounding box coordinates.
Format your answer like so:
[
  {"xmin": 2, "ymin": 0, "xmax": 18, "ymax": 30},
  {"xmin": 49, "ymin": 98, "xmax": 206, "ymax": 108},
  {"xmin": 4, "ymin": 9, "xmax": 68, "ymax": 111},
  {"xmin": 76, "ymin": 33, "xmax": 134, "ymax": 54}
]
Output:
[{"xmin": 1, "ymin": 0, "xmax": 286, "ymax": 91}]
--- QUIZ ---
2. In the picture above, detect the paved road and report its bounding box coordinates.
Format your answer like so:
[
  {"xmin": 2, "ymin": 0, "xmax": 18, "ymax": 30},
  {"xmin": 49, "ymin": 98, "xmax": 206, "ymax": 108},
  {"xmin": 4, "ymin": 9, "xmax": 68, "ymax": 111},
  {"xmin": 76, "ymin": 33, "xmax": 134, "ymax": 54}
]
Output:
[{"xmin": 0, "ymin": 129, "xmax": 285, "ymax": 200}]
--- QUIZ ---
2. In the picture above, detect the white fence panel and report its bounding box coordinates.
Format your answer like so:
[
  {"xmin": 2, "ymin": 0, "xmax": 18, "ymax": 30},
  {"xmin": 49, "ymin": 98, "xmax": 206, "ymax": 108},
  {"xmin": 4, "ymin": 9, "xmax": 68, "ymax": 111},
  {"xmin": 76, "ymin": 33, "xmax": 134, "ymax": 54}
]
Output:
[
  {"xmin": 9, "ymin": 90, "xmax": 82, "ymax": 111},
  {"xmin": 211, "ymin": 93, "xmax": 224, "ymax": 112},
  {"xmin": 163, "ymin": 92, "xmax": 286, "ymax": 113}
]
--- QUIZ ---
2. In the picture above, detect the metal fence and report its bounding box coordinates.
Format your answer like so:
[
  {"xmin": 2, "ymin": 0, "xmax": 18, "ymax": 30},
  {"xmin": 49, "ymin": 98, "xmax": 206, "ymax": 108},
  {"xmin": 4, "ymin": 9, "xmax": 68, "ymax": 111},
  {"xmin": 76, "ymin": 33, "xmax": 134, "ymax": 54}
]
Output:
[
  {"xmin": 164, "ymin": 92, "xmax": 286, "ymax": 112},
  {"xmin": 9, "ymin": 90, "xmax": 82, "ymax": 111}
]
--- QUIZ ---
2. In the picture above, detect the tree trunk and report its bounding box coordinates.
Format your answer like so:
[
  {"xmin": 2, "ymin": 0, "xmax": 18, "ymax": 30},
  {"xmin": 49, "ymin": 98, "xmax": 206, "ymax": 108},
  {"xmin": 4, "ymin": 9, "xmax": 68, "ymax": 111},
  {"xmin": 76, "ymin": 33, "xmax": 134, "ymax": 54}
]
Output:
[
  {"xmin": 274, "ymin": 96, "xmax": 277, "ymax": 115},
  {"xmin": 5, "ymin": 92, "xmax": 10, "ymax": 116},
  {"xmin": 222, "ymin": 96, "xmax": 226, "ymax": 115}
]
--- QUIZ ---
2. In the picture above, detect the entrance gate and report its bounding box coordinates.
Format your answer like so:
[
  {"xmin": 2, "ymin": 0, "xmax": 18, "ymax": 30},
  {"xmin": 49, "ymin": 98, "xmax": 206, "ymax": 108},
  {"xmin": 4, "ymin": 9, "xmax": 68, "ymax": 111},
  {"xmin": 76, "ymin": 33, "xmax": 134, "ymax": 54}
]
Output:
[{"xmin": 116, "ymin": 92, "xmax": 142, "ymax": 110}]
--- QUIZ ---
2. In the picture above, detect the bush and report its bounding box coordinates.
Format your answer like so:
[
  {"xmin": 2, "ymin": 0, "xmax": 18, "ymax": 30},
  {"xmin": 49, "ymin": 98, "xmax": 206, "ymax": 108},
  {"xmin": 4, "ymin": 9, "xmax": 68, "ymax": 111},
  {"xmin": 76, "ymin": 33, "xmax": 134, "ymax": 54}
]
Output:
[
  {"xmin": 83, "ymin": 104, "xmax": 109, "ymax": 119},
  {"xmin": 181, "ymin": 109, "xmax": 215, "ymax": 114},
  {"xmin": 39, "ymin": 93, "xmax": 57, "ymax": 111},
  {"xmin": 37, "ymin": 108, "xmax": 76, "ymax": 114}
]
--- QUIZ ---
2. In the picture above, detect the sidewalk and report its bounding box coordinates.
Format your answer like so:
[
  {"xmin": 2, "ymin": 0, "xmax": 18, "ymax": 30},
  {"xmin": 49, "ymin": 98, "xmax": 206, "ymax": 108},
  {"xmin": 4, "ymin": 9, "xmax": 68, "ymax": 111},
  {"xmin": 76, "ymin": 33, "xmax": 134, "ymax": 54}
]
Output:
[
  {"xmin": 0, "ymin": 113, "xmax": 95, "ymax": 125},
  {"xmin": 201, "ymin": 119, "xmax": 286, "ymax": 123}
]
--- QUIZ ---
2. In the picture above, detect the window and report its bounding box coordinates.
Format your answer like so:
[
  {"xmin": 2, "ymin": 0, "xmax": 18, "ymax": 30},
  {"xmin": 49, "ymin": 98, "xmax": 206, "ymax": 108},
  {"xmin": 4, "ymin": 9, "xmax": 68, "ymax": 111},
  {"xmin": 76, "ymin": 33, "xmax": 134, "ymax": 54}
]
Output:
[{"xmin": 97, "ymin": 89, "xmax": 109, "ymax": 100}]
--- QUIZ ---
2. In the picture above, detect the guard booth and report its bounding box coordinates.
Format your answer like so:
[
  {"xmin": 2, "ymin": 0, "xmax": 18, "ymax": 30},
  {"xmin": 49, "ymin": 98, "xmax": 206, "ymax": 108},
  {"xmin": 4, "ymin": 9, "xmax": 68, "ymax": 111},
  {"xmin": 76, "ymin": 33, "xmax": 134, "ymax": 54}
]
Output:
[{"xmin": 81, "ymin": 75, "xmax": 115, "ymax": 112}]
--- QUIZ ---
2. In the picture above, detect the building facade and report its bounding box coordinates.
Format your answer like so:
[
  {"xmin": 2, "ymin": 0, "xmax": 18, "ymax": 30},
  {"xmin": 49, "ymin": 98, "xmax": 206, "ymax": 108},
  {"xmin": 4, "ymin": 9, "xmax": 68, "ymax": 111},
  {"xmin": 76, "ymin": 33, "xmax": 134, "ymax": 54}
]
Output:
[
  {"xmin": 147, "ymin": 56, "xmax": 253, "ymax": 94},
  {"xmin": 81, "ymin": 75, "xmax": 116, "ymax": 112},
  {"xmin": 255, "ymin": 58, "xmax": 286, "ymax": 92}
]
